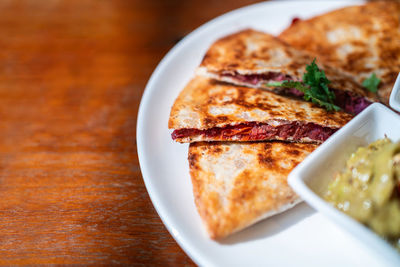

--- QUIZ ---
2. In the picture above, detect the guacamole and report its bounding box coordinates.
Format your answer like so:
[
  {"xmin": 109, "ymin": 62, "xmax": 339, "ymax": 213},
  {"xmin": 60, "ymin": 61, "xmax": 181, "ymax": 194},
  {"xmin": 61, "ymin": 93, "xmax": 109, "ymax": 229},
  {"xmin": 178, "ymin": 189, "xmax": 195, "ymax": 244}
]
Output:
[{"xmin": 325, "ymin": 138, "xmax": 400, "ymax": 250}]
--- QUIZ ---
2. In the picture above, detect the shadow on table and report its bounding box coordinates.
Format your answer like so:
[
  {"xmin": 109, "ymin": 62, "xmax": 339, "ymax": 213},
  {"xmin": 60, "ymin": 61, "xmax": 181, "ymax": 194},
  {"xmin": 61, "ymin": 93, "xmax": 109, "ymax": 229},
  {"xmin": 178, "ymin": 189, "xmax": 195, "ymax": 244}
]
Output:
[{"xmin": 219, "ymin": 202, "xmax": 316, "ymax": 245}]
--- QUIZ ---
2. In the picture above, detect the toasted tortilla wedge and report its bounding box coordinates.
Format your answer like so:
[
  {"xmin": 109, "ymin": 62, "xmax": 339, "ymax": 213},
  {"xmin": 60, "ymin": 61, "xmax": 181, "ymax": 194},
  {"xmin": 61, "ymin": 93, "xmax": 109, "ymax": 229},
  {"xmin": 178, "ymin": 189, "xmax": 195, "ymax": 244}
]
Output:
[
  {"xmin": 169, "ymin": 76, "xmax": 352, "ymax": 143},
  {"xmin": 279, "ymin": 2, "xmax": 400, "ymax": 104},
  {"xmin": 189, "ymin": 141, "xmax": 317, "ymax": 239},
  {"xmin": 197, "ymin": 29, "xmax": 378, "ymax": 114}
]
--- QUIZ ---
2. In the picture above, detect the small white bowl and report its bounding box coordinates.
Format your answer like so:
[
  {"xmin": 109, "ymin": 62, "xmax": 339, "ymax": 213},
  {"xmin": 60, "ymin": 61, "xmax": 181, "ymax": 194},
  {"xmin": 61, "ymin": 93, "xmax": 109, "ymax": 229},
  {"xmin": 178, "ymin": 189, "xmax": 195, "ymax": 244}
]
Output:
[
  {"xmin": 288, "ymin": 103, "xmax": 400, "ymax": 266},
  {"xmin": 389, "ymin": 73, "xmax": 400, "ymax": 112}
]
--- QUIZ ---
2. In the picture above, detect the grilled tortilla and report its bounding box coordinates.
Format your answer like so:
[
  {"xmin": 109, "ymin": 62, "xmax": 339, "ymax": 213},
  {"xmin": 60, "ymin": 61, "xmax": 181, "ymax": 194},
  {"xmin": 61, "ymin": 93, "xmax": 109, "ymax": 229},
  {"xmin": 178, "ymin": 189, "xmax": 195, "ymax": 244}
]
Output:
[
  {"xmin": 197, "ymin": 29, "xmax": 378, "ymax": 114},
  {"xmin": 169, "ymin": 76, "xmax": 353, "ymax": 143},
  {"xmin": 279, "ymin": 1, "xmax": 400, "ymax": 104},
  {"xmin": 189, "ymin": 141, "xmax": 317, "ymax": 239}
]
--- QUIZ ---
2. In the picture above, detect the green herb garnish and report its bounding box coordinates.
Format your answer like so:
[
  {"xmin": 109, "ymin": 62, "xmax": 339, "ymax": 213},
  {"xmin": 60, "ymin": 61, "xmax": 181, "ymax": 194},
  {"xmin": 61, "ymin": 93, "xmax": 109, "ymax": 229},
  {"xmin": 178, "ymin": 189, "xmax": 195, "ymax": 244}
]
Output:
[
  {"xmin": 265, "ymin": 59, "xmax": 340, "ymax": 111},
  {"xmin": 362, "ymin": 73, "xmax": 380, "ymax": 93}
]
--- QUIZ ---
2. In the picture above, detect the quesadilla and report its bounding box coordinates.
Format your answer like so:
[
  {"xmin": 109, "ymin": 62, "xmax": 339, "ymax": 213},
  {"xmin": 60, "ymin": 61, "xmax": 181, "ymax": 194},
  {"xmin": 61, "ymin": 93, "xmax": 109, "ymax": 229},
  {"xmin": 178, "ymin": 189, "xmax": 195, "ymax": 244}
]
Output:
[
  {"xmin": 279, "ymin": 1, "xmax": 400, "ymax": 104},
  {"xmin": 169, "ymin": 76, "xmax": 352, "ymax": 143},
  {"xmin": 189, "ymin": 141, "xmax": 317, "ymax": 239},
  {"xmin": 196, "ymin": 29, "xmax": 378, "ymax": 114}
]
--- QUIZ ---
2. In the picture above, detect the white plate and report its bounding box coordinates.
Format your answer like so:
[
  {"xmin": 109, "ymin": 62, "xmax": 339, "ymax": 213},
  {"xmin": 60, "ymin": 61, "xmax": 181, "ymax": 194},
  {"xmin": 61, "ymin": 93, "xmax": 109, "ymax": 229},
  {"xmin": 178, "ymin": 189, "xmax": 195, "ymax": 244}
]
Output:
[
  {"xmin": 288, "ymin": 103, "xmax": 400, "ymax": 267},
  {"xmin": 389, "ymin": 73, "xmax": 400, "ymax": 112},
  {"xmin": 137, "ymin": 1, "xmax": 386, "ymax": 266}
]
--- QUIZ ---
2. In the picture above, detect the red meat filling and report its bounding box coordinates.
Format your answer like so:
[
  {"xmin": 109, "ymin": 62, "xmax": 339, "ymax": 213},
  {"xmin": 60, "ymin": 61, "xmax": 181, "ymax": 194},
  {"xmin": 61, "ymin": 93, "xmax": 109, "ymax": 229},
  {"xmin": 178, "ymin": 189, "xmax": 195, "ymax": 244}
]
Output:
[
  {"xmin": 171, "ymin": 121, "xmax": 336, "ymax": 143},
  {"xmin": 282, "ymin": 87, "xmax": 372, "ymax": 115},
  {"xmin": 221, "ymin": 72, "xmax": 372, "ymax": 114},
  {"xmin": 222, "ymin": 72, "xmax": 293, "ymax": 85}
]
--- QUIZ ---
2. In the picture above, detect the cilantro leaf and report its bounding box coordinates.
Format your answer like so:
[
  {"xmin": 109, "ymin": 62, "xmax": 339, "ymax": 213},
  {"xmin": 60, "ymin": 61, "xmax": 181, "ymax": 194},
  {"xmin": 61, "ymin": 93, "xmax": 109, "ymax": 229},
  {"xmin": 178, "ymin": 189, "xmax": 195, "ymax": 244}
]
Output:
[
  {"xmin": 362, "ymin": 73, "xmax": 380, "ymax": 93},
  {"xmin": 265, "ymin": 59, "xmax": 340, "ymax": 112}
]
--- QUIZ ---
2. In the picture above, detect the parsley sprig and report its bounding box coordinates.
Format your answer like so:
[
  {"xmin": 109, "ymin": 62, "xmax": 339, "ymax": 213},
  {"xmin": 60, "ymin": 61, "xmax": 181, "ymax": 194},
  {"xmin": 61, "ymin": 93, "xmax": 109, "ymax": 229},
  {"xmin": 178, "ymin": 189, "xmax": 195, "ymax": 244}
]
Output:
[
  {"xmin": 265, "ymin": 59, "xmax": 340, "ymax": 111},
  {"xmin": 362, "ymin": 73, "xmax": 380, "ymax": 93}
]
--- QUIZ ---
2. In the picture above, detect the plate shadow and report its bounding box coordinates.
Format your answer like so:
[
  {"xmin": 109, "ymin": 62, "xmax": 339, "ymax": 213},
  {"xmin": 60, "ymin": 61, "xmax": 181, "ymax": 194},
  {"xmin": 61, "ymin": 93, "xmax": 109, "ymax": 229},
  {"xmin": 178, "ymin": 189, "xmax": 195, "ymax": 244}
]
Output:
[{"xmin": 219, "ymin": 202, "xmax": 316, "ymax": 245}]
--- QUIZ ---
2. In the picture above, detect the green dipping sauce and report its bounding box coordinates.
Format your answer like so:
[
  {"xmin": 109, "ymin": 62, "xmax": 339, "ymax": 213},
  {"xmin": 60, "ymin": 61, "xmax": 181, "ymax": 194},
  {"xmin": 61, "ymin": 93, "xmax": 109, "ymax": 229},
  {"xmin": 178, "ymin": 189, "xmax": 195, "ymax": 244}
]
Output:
[{"xmin": 325, "ymin": 138, "xmax": 400, "ymax": 250}]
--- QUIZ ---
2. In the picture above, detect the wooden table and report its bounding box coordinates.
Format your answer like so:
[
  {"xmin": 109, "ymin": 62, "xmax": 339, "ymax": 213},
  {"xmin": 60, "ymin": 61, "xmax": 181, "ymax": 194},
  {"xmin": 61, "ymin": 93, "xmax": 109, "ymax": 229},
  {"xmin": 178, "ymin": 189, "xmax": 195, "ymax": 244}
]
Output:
[{"xmin": 0, "ymin": 0, "xmax": 264, "ymax": 265}]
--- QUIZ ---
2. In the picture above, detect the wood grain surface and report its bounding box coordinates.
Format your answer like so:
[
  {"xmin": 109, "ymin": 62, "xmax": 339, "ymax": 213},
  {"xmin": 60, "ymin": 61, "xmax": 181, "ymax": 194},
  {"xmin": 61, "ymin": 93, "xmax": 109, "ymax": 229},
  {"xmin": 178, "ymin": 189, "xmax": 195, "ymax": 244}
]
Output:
[{"xmin": 0, "ymin": 0, "xmax": 264, "ymax": 265}]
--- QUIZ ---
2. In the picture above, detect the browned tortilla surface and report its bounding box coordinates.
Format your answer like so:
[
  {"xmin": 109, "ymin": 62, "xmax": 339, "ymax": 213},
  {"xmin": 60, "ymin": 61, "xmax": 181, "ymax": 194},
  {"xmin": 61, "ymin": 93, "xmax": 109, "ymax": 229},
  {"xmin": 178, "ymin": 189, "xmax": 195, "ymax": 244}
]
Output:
[
  {"xmin": 197, "ymin": 29, "xmax": 377, "ymax": 103},
  {"xmin": 168, "ymin": 76, "xmax": 353, "ymax": 143},
  {"xmin": 188, "ymin": 141, "xmax": 317, "ymax": 239},
  {"xmin": 279, "ymin": 1, "xmax": 400, "ymax": 104}
]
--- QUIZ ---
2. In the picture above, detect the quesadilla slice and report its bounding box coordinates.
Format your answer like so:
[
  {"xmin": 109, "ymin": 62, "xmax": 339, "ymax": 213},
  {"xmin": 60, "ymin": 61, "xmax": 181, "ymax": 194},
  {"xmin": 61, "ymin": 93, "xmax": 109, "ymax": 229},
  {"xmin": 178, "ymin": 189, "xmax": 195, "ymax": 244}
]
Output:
[
  {"xmin": 189, "ymin": 141, "xmax": 317, "ymax": 239},
  {"xmin": 197, "ymin": 29, "xmax": 378, "ymax": 114},
  {"xmin": 169, "ymin": 76, "xmax": 352, "ymax": 143},
  {"xmin": 279, "ymin": 2, "xmax": 400, "ymax": 104}
]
